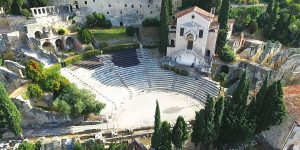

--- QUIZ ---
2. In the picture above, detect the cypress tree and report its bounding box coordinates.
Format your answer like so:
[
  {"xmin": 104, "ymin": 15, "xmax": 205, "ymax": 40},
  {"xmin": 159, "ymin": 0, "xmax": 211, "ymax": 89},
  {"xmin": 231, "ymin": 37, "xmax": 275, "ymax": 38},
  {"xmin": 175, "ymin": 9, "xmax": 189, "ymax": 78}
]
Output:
[
  {"xmin": 0, "ymin": 82, "xmax": 22, "ymax": 137},
  {"xmin": 216, "ymin": 29, "xmax": 228, "ymax": 54},
  {"xmin": 218, "ymin": 0, "xmax": 229, "ymax": 29},
  {"xmin": 265, "ymin": 2, "xmax": 279, "ymax": 40},
  {"xmin": 191, "ymin": 110, "xmax": 205, "ymax": 148},
  {"xmin": 167, "ymin": 0, "xmax": 173, "ymax": 17},
  {"xmin": 171, "ymin": 116, "xmax": 189, "ymax": 149},
  {"xmin": 266, "ymin": 0, "xmax": 274, "ymax": 15},
  {"xmin": 159, "ymin": 121, "xmax": 172, "ymax": 150},
  {"xmin": 151, "ymin": 101, "xmax": 161, "ymax": 149},
  {"xmin": 231, "ymin": 72, "xmax": 250, "ymax": 107},
  {"xmin": 159, "ymin": 0, "xmax": 169, "ymax": 55},
  {"xmin": 202, "ymin": 95, "xmax": 216, "ymax": 150},
  {"xmin": 213, "ymin": 97, "xmax": 224, "ymax": 141}
]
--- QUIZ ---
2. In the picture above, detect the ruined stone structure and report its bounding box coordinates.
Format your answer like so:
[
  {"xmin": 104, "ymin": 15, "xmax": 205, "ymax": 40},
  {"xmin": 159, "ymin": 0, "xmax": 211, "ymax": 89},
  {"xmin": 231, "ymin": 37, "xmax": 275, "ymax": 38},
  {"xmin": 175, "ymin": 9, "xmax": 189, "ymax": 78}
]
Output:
[
  {"xmin": 0, "ymin": 66, "xmax": 24, "ymax": 93},
  {"xmin": 49, "ymin": 0, "xmax": 182, "ymax": 26},
  {"xmin": 30, "ymin": 5, "xmax": 73, "ymax": 18},
  {"xmin": 4, "ymin": 60, "xmax": 25, "ymax": 78}
]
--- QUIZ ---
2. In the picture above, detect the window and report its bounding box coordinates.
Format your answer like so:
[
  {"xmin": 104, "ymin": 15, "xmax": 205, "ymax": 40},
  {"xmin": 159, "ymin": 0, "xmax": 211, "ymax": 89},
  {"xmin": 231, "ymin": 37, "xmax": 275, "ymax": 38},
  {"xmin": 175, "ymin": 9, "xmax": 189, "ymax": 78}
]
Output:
[
  {"xmin": 120, "ymin": 11, "xmax": 122, "ymax": 14},
  {"xmin": 136, "ymin": 11, "xmax": 138, "ymax": 13},
  {"xmin": 171, "ymin": 26, "xmax": 176, "ymax": 29},
  {"xmin": 84, "ymin": 1, "xmax": 87, "ymax": 4},
  {"xmin": 93, "ymin": 0, "xmax": 95, "ymax": 2},
  {"xmin": 209, "ymin": 29, "xmax": 215, "ymax": 32},
  {"xmin": 125, "ymin": 4, "xmax": 127, "ymax": 7},
  {"xmin": 107, "ymin": 12, "xmax": 109, "ymax": 14},
  {"xmin": 180, "ymin": 28, "xmax": 184, "ymax": 36},
  {"xmin": 131, "ymin": 5, "xmax": 134, "ymax": 8},
  {"xmin": 108, "ymin": 4, "xmax": 111, "ymax": 7},
  {"xmin": 148, "ymin": 5, "xmax": 150, "ymax": 7},
  {"xmin": 156, "ymin": 5, "xmax": 158, "ymax": 8},
  {"xmin": 120, "ymin": 22, "xmax": 123, "ymax": 26},
  {"xmin": 150, "ymin": 11, "xmax": 153, "ymax": 14},
  {"xmin": 199, "ymin": 30, "xmax": 203, "ymax": 38},
  {"xmin": 187, "ymin": 41, "xmax": 193, "ymax": 50},
  {"xmin": 140, "ymin": 4, "xmax": 142, "ymax": 8},
  {"xmin": 206, "ymin": 50, "xmax": 211, "ymax": 57},
  {"xmin": 171, "ymin": 40, "xmax": 175, "ymax": 47},
  {"xmin": 191, "ymin": 15, "xmax": 195, "ymax": 19}
]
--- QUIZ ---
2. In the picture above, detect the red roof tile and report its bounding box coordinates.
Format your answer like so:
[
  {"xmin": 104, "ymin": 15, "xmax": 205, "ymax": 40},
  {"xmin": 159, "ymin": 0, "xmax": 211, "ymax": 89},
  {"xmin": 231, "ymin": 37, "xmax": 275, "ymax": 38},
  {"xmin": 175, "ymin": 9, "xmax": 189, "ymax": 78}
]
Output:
[{"xmin": 176, "ymin": 6, "xmax": 214, "ymax": 21}]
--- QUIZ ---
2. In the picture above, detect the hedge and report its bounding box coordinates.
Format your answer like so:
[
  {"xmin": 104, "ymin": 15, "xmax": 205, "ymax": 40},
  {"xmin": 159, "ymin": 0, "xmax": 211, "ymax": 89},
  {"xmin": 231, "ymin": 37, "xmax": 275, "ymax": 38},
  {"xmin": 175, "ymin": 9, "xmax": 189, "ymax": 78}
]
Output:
[
  {"xmin": 143, "ymin": 44, "xmax": 159, "ymax": 48},
  {"xmin": 161, "ymin": 64, "xmax": 189, "ymax": 76},
  {"xmin": 64, "ymin": 55, "xmax": 81, "ymax": 66},
  {"xmin": 102, "ymin": 43, "xmax": 140, "ymax": 53},
  {"xmin": 81, "ymin": 50, "xmax": 102, "ymax": 60},
  {"xmin": 45, "ymin": 64, "xmax": 62, "ymax": 73}
]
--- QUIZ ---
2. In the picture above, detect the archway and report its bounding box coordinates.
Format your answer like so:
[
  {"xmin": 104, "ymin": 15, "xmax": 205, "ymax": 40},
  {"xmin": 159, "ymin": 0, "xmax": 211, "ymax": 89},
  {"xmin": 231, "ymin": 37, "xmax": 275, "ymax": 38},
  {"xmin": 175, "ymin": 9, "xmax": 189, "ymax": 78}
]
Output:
[
  {"xmin": 35, "ymin": 31, "xmax": 42, "ymax": 39},
  {"xmin": 186, "ymin": 34, "xmax": 194, "ymax": 50},
  {"xmin": 66, "ymin": 37, "xmax": 75, "ymax": 50},
  {"xmin": 55, "ymin": 39, "xmax": 63, "ymax": 51},
  {"xmin": 42, "ymin": 42, "xmax": 55, "ymax": 52},
  {"xmin": 206, "ymin": 50, "xmax": 211, "ymax": 57}
]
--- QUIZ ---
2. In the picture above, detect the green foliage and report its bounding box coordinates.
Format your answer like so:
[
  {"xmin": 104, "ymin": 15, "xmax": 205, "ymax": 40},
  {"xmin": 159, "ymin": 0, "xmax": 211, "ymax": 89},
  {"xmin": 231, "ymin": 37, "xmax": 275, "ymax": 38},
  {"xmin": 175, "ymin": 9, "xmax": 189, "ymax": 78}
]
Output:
[
  {"xmin": 74, "ymin": 142, "xmax": 86, "ymax": 150},
  {"xmin": 142, "ymin": 18, "xmax": 160, "ymax": 27},
  {"xmin": 0, "ymin": 82, "xmax": 22, "ymax": 137},
  {"xmin": 151, "ymin": 101, "xmax": 161, "ymax": 149},
  {"xmin": 34, "ymin": 141, "xmax": 42, "ymax": 150},
  {"xmin": 9, "ymin": 0, "xmax": 23, "ymax": 15},
  {"xmin": 57, "ymin": 29, "xmax": 65, "ymax": 35},
  {"xmin": 216, "ymin": 29, "xmax": 228, "ymax": 54},
  {"xmin": 248, "ymin": 21, "xmax": 258, "ymax": 34},
  {"xmin": 219, "ymin": 0, "xmax": 230, "ymax": 29},
  {"xmin": 21, "ymin": 9, "xmax": 31, "ymax": 19},
  {"xmin": 18, "ymin": 141, "xmax": 35, "ymax": 150},
  {"xmin": 257, "ymin": 12, "xmax": 270, "ymax": 28},
  {"xmin": 63, "ymin": 55, "xmax": 81, "ymax": 66},
  {"xmin": 103, "ymin": 20, "xmax": 112, "ymax": 28},
  {"xmin": 266, "ymin": 0, "xmax": 274, "ymax": 14},
  {"xmin": 27, "ymin": 84, "xmax": 43, "ymax": 99},
  {"xmin": 159, "ymin": 121, "xmax": 172, "ymax": 150},
  {"xmin": 191, "ymin": 109, "xmax": 205, "ymax": 147},
  {"xmin": 91, "ymin": 142, "xmax": 104, "ymax": 150},
  {"xmin": 25, "ymin": 59, "xmax": 44, "ymax": 83},
  {"xmin": 77, "ymin": 28, "xmax": 93, "ymax": 44},
  {"xmin": 53, "ymin": 83, "xmax": 105, "ymax": 116},
  {"xmin": 162, "ymin": 65, "xmax": 189, "ymax": 76},
  {"xmin": 265, "ymin": 2, "xmax": 279, "ymax": 40},
  {"xmin": 167, "ymin": 0, "xmax": 173, "ymax": 16},
  {"xmin": 1, "ymin": 49, "xmax": 16, "ymax": 62},
  {"xmin": 86, "ymin": 12, "xmax": 106, "ymax": 28},
  {"xmin": 219, "ymin": 45, "xmax": 236, "ymax": 63},
  {"xmin": 159, "ymin": 0, "xmax": 169, "ymax": 55},
  {"xmin": 213, "ymin": 97, "xmax": 225, "ymax": 142},
  {"xmin": 81, "ymin": 50, "xmax": 101, "ymax": 60},
  {"xmin": 84, "ymin": 45, "xmax": 94, "ymax": 51},
  {"xmin": 27, "ymin": 0, "xmax": 49, "ymax": 7},
  {"xmin": 125, "ymin": 26, "xmax": 135, "ymax": 36},
  {"xmin": 172, "ymin": 116, "xmax": 189, "ymax": 149},
  {"xmin": 108, "ymin": 143, "xmax": 127, "ymax": 150}
]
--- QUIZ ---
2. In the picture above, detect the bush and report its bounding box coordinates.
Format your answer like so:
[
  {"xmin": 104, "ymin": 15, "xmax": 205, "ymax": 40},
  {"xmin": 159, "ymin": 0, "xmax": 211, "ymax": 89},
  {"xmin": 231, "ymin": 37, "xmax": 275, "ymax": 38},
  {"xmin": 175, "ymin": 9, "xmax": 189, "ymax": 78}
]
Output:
[
  {"xmin": 102, "ymin": 43, "xmax": 140, "ymax": 53},
  {"xmin": 18, "ymin": 141, "xmax": 35, "ymax": 150},
  {"xmin": 64, "ymin": 55, "xmax": 81, "ymax": 66},
  {"xmin": 2, "ymin": 49, "xmax": 16, "ymax": 62},
  {"xmin": 25, "ymin": 59, "xmax": 44, "ymax": 83},
  {"xmin": 248, "ymin": 21, "xmax": 258, "ymax": 34},
  {"xmin": 77, "ymin": 28, "xmax": 93, "ymax": 44},
  {"xmin": 81, "ymin": 50, "xmax": 102, "ymax": 60},
  {"xmin": 126, "ymin": 26, "xmax": 135, "ymax": 36},
  {"xmin": 27, "ymin": 84, "xmax": 43, "ymax": 99},
  {"xmin": 84, "ymin": 45, "xmax": 94, "ymax": 51},
  {"xmin": 219, "ymin": 45, "xmax": 236, "ymax": 63},
  {"xmin": 162, "ymin": 64, "xmax": 170, "ymax": 70},
  {"xmin": 21, "ymin": 9, "xmax": 31, "ymax": 19},
  {"xmin": 101, "ymin": 42, "xmax": 108, "ymax": 48},
  {"xmin": 57, "ymin": 29, "xmax": 65, "ymax": 35},
  {"xmin": 103, "ymin": 20, "xmax": 112, "ymax": 28},
  {"xmin": 142, "ymin": 18, "xmax": 160, "ymax": 27},
  {"xmin": 85, "ymin": 12, "xmax": 106, "ymax": 28}
]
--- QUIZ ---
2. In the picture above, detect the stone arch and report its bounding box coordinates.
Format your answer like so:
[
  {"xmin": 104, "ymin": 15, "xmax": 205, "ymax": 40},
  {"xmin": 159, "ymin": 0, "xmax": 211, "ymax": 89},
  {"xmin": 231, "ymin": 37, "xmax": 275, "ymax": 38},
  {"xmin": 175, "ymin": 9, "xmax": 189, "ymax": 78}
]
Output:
[
  {"xmin": 209, "ymin": 29, "xmax": 215, "ymax": 32},
  {"xmin": 66, "ymin": 37, "xmax": 75, "ymax": 50},
  {"xmin": 35, "ymin": 31, "xmax": 42, "ymax": 39},
  {"xmin": 42, "ymin": 42, "xmax": 55, "ymax": 52},
  {"xmin": 55, "ymin": 39, "xmax": 63, "ymax": 51}
]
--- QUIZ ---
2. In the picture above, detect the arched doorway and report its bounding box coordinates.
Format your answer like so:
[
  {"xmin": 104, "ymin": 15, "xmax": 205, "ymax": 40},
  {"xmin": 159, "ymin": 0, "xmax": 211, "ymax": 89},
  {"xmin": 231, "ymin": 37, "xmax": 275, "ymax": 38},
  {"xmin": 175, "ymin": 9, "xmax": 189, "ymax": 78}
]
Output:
[
  {"xmin": 35, "ymin": 31, "xmax": 42, "ymax": 39},
  {"xmin": 206, "ymin": 50, "xmax": 211, "ymax": 57},
  {"xmin": 66, "ymin": 37, "xmax": 75, "ymax": 50},
  {"xmin": 186, "ymin": 34, "xmax": 194, "ymax": 50},
  {"xmin": 42, "ymin": 42, "xmax": 55, "ymax": 52},
  {"xmin": 55, "ymin": 39, "xmax": 63, "ymax": 51}
]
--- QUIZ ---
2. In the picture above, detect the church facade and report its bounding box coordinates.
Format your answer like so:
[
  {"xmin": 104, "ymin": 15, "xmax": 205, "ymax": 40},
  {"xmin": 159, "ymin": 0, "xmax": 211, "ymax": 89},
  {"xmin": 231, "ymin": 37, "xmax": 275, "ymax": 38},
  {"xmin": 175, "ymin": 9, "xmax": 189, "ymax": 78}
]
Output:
[{"xmin": 166, "ymin": 6, "xmax": 219, "ymax": 73}]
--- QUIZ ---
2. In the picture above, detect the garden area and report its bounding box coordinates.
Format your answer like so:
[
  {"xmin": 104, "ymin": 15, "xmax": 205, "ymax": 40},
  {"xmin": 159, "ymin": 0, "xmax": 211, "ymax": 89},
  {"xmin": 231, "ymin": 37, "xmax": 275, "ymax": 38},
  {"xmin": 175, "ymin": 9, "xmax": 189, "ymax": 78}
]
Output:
[{"xmin": 90, "ymin": 27, "xmax": 138, "ymax": 46}]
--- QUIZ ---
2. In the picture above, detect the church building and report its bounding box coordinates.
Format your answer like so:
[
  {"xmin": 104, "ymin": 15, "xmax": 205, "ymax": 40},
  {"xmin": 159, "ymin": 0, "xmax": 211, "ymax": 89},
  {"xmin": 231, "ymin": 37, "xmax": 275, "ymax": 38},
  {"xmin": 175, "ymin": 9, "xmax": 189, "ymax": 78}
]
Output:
[{"xmin": 166, "ymin": 6, "xmax": 220, "ymax": 73}]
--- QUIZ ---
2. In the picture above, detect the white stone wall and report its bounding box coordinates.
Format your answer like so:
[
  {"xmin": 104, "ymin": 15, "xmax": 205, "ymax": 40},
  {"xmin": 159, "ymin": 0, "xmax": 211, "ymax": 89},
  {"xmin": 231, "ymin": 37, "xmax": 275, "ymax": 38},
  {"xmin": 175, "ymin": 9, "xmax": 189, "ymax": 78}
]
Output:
[
  {"xmin": 283, "ymin": 125, "xmax": 300, "ymax": 150},
  {"xmin": 206, "ymin": 29, "xmax": 218, "ymax": 55}
]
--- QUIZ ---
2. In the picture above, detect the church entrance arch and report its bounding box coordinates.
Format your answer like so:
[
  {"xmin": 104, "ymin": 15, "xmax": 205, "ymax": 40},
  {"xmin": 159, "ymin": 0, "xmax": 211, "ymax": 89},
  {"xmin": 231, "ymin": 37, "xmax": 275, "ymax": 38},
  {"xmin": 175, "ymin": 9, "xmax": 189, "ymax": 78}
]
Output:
[
  {"xmin": 55, "ymin": 39, "xmax": 63, "ymax": 51},
  {"xmin": 66, "ymin": 37, "xmax": 75, "ymax": 50},
  {"xmin": 186, "ymin": 34, "xmax": 194, "ymax": 50}
]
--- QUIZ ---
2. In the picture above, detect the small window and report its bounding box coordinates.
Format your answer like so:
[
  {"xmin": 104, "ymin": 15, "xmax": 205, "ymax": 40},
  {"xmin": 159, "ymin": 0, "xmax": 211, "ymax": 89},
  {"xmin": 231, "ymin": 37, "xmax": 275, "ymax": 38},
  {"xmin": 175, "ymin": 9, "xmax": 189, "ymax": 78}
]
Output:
[
  {"xmin": 33, "ymin": 9, "xmax": 37, "ymax": 14},
  {"xmin": 107, "ymin": 12, "xmax": 109, "ymax": 14},
  {"xmin": 93, "ymin": 0, "xmax": 95, "ymax": 2},
  {"xmin": 136, "ymin": 11, "xmax": 138, "ymax": 13},
  {"xmin": 180, "ymin": 28, "xmax": 184, "ymax": 36},
  {"xmin": 171, "ymin": 26, "xmax": 176, "ymax": 29},
  {"xmin": 192, "ymin": 15, "xmax": 195, "ymax": 19},
  {"xmin": 140, "ymin": 4, "xmax": 142, "ymax": 8},
  {"xmin": 75, "ymin": 1, "xmax": 78, "ymax": 4},
  {"xmin": 209, "ymin": 29, "xmax": 215, "ymax": 32},
  {"xmin": 156, "ymin": 5, "xmax": 158, "ymax": 8},
  {"xmin": 199, "ymin": 30, "xmax": 203, "ymax": 38},
  {"xmin": 120, "ymin": 22, "xmax": 123, "ymax": 26},
  {"xmin": 84, "ymin": 1, "xmax": 87, "ymax": 4},
  {"xmin": 125, "ymin": 4, "xmax": 127, "ymax": 7},
  {"xmin": 108, "ymin": 4, "xmax": 111, "ymax": 7},
  {"xmin": 131, "ymin": 5, "xmax": 134, "ymax": 8},
  {"xmin": 120, "ymin": 11, "xmax": 122, "ymax": 14},
  {"xmin": 150, "ymin": 11, "xmax": 153, "ymax": 14},
  {"xmin": 148, "ymin": 5, "xmax": 150, "ymax": 7}
]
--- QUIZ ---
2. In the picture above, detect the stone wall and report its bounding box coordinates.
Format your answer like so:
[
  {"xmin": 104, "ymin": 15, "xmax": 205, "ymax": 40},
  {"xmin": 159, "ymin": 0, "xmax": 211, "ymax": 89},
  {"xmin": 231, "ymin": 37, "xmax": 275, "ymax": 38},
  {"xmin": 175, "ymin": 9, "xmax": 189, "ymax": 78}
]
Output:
[{"xmin": 0, "ymin": 66, "xmax": 24, "ymax": 93}]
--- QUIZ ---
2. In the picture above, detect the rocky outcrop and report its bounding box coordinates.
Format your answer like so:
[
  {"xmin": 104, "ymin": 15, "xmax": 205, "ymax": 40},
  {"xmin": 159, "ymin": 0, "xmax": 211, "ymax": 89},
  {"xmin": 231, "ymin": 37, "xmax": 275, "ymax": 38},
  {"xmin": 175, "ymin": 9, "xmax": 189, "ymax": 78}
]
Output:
[
  {"xmin": 0, "ymin": 66, "xmax": 24, "ymax": 93},
  {"xmin": 4, "ymin": 60, "xmax": 25, "ymax": 78}
]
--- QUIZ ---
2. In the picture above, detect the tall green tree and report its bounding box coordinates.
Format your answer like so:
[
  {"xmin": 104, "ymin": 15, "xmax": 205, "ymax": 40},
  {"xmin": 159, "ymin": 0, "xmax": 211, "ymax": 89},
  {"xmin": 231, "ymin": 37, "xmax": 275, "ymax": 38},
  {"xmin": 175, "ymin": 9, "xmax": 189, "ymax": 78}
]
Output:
[
  {"xmin": 167, "ymin": 0, "xmax": 173, "ymax": 17},
  {"xmin": 0, "ymin": 82, "xmax": 22, "ymax": 137},
  {"xmin": 217, "ymin": 72, "xmax": 255, "ymax": 148},
  {"xmin": 213, "ymin": 97, "xmax": 225, "ymax": 142},
  {"xmin": 159, "ymin": 0, "xmax": 169, "ymax": 55},
  {"xmin": 216, "ymin": 29, "xmax": 228, "ymax": 54},
  {"xmin": 171, "ymin": 116, "xmax": 189, "ymax": 149},
  {"xmin": 159, "ymin": 121, "xmax": 172, "ymax": 150},
  {"xmin": 151, "ymin": 101, "xmax": 161, "ymax": 149},
  {"xmin": 27, "ymin": 0, "xmax": 49, "ymax": 7},
  {"xmin": 265, "ymin": 2, "xmax": 279, "ymax": 40},
  {"xmin": 218, "ymin": 0, "xmax": 230, "ymax": 29},
  {"xmin": 191, "ymin": 110, "xmax": 205, "ymax": 148},
  {"xmin": 266, "ymin": 0, "xmax": 274, "ymax": 14}
]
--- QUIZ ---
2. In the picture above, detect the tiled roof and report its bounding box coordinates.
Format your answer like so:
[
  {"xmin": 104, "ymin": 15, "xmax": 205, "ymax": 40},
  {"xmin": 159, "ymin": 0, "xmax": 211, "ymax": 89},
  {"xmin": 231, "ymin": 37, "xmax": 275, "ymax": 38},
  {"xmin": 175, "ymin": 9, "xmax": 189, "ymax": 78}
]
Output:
[
  {"xmin": 284, "ymin": 85, "xmax": 300, "ymax": 125},
  {"xmin": 176, "ymin": 6, "xmax": 214, "ymax": 21}
]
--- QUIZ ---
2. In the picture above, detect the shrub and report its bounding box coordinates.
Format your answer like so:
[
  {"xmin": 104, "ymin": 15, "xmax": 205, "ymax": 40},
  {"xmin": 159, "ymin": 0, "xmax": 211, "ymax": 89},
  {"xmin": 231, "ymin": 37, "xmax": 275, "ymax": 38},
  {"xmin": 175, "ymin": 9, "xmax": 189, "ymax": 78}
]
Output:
[
  {"xmin": 103, "ymin": 20, "xmax": 112, "ymax": 28},
  {"xmin": 64, "ymin": 55, "xmax": 81, "ymax": 66},
  {"xmin": 219, "ymin": 45, "xmax": 236, "ymax": 63},
  {"xmin": 126, "ymin": 26, "xmax": 136, "ymax": 36},
  {"xmin": 81, "ymin": 50, "xmax": 102, "ymax": 60},
  {"xmin": 21, "ymin": 9, "xmax": 31, "ymax": 19},
  {"xmin": 44, "ymin": 64, "xmax": 62, "ymax": 74},
  {"xmin": 85, "ymin": 12, "xmax": 106, "ymax": 28},
  {"xmin": 25, "ymin": 59, "xmax": 44, "ymax": 83},
  {"xmin": 101, "ymin": 42, "xmax": 108, "ymax": 48},
  {"xmin": 2, "ymin": 49, "xmax": 16, "ymax": 61},
  {"xmin": 180, "ymin": 70, "xmax": 189, "ymax": 76},
  {"xmin": 162, "ymin": 64, "xmax": 170, "ymax": 70},
  {"xmin": 27, "ymin": 84, "xmax": 43, "ymax": 99},
  {"xmin": 248, "ymin": 21, "xmax": 258, "ymax": 34},
  {"xmin": 102, "ymin": 43, "xmax": 140, "ymax": 53},
  {"xmin": 84, "ymin": 45, "xmax": 94, "ymax": 51},
  {"xmin": 77, "ymin": 28, "xmax": 93, "ymax": 44},
  {"xmin": 142, "ymin": 18, "xmax": 160, "ymax": 27},
  {"xmin": 57, "ymin": 29, "xmax": 65, "ymax": 35}
]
